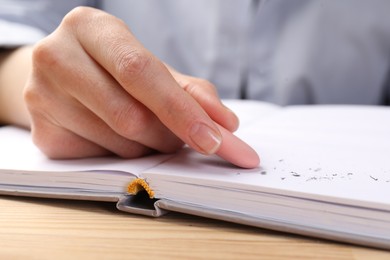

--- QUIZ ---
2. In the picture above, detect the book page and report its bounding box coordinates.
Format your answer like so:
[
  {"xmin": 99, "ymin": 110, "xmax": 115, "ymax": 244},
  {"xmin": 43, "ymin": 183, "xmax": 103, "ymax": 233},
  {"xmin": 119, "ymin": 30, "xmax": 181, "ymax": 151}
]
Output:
[
  {"xmin": 0, "ymin": 126, "xmax": 171, "ymax": 174},
  {"xmin": 222, "ymin": 99, "xmax": 281, "ymax": 126},
  {"xmin": 0, "ymin": 126, "xmax": 172, "ymax": 195},
  {"xmin": 143, "ymin": 103, "xmax": 390, "ymax": 210}
]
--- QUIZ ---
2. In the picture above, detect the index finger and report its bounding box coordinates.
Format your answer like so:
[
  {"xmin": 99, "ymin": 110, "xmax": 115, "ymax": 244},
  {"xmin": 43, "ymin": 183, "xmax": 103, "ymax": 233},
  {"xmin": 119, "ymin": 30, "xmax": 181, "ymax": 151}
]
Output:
[
  {"xmin": 216, "ymin": 125, "xmax": 260, "ymax": 169},
  {"xmin": 64, "ymin": 7, "xmax": 222, "ymax": 155}
]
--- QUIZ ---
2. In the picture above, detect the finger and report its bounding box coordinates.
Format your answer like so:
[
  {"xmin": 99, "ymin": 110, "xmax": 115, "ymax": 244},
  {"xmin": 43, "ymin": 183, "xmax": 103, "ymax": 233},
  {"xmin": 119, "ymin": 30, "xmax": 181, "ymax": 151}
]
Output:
[
  {"xmin": 46, "ymin": 97, "xmax": 155, "ymax": 158},
  {"xmin": 32, "ymin": 29, "xmax": 183, "ymax": 154},
  {"xmin": 169, "ymin": 70, "xmax": 239, "ymax": 132},
  {"xmin": 29, "ymin": 111, "xmax": 111, "ymax": 159},
  {"xmin": 64, "ymin": 7, "xmax": 223, "ymax": 155},
  {"xmin": 216, "ymin": 125, "xmax": 260, "ymax": 169},
  {"xmin": 25, "ymin": 72, "xmax": 154, "ymax": 158}
]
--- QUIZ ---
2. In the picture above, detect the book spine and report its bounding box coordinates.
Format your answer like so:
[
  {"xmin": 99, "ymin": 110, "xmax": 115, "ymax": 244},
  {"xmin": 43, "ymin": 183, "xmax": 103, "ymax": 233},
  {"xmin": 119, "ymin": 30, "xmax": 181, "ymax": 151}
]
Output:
[{"xmin": 127, "ymin": 178, "xmax": 154, "ymax": 198}]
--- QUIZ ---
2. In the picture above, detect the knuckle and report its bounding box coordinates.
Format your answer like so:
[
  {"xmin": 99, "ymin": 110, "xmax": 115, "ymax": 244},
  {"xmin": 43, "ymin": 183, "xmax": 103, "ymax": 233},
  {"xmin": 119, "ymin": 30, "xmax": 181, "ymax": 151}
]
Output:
[
  {"xmin": 182, "ymin": 78, "xmax": 217, "ymax": 96},
  {"xmin": 23, "ymin": 81, "xmax": 47, "ymax": 111},
  {"xmin": 63, "ymin": 7, "xmax": 119, "ymax": 41},
  {"xmin": 64, "ymin": 6, "xmax": 120, "ymax": 28},
  {"xmin": 34, "ymin": 8, "xmax": 100, "ymax": 69},
  {"xmin": 31, "ymin": 38, "xmax": 59, "ymax": 70},
  {"xmin": 164, "ymin": 93, "xmax": 193, "ymax": 124},
  {"xmin": 23, "ymin": 84, "xmax": 38, "ymax": 108},
  {"xmin": 62, "ymin": 6, "xmax": 96, "ymax": 28},
  {"xmin": 197, "ymin": 79, "xmax": 217, "ymax": 92},
  {"xmin": 181, "ymin": 82, "xmax": 197, "ymax": 95},
  {"xmin": 23, "ymin": 67, "xmax": 56, "ymax": 112},
  {"xmin": 114, "ymin": 48, "xmax": 152, "ymax": 85},
  {"xmin": 109, "ymin": 104, "xmax": 151, "ymax": 139}
]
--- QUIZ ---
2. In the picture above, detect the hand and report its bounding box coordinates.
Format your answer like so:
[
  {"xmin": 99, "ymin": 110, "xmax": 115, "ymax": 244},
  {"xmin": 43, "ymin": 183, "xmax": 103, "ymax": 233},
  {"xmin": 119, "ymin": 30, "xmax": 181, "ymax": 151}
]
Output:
[{"xmin": 24, "ymin": 7, "xmax": 259, "ymax": 168}]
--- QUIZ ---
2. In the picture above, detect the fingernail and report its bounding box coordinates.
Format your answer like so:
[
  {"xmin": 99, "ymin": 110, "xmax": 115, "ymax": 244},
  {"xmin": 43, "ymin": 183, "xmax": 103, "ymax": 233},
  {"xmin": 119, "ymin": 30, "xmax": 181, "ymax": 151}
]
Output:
[{"xmin": 190, "ymin": 123, "xmax": 222, "ymax": 155}]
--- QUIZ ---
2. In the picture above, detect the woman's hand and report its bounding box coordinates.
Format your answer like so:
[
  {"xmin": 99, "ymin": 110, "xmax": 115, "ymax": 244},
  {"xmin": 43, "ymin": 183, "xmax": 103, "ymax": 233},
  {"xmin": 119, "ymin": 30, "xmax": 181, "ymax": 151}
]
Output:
[{"xmin": 24, "ymin": 7, "xmax": 259, "ymax": 168}]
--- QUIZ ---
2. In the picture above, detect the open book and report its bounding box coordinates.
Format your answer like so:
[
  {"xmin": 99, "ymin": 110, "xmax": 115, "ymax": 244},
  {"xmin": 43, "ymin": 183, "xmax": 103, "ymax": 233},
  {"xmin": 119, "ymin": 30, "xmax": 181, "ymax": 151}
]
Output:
[{"xmin": 1, "ymin": 100, "xmax": 389, "ymax": 249}]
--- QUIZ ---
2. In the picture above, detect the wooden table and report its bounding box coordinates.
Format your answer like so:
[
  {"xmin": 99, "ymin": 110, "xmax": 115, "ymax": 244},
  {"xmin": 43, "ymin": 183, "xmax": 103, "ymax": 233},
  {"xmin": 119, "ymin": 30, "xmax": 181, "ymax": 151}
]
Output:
[{"xmin": 0, "ymin": 196, "xmax": 389, "ymax": 259}]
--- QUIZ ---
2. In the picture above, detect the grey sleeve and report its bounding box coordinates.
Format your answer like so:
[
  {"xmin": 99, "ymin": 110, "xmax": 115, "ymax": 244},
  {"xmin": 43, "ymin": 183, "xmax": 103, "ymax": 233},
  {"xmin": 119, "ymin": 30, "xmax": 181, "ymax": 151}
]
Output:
[{"xmin": 0, "ymin": 0, "xmax": 99, "ymax": 47}]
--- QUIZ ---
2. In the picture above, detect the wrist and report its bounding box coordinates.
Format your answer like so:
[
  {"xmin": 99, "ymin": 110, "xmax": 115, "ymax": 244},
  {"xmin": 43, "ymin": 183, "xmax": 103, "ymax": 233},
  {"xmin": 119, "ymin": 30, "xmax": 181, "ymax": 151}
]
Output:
[{"xmin": 0, "ymin": 46, "xmax": 32, "ymax": 128}]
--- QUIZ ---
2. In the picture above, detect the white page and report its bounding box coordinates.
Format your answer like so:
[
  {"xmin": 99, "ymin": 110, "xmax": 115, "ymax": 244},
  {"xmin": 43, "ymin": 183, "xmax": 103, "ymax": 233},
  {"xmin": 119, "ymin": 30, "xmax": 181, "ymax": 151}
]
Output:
[
  {"xmin": 143, "ymin": 104, "xmax": 390, "ymax": 210},
  {"xmin": 222, "ymin": 99, "xmax": 281, "ymax": 126},
  {"xmin": 0, "ymin": 126, "xmax": 173, "ymax": 193},
  {"xmin": 0, "ymin": 126, "xmax": 171, "ymax": 175}
]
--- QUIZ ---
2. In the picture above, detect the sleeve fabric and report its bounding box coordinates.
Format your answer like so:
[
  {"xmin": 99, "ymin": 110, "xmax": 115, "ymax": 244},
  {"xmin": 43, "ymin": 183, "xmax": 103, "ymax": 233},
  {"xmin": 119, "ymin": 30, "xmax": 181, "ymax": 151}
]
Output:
[
  {"xmin": 0, "ymin": 0, "xmax": 98, "ymax": 47},
  {"xmin": 1, "ymin": 0, "xmax": 389, "ymax": 105},
  {"xmin": 101, "ymin": 0, "xmax": 390, "ymax": 105}
]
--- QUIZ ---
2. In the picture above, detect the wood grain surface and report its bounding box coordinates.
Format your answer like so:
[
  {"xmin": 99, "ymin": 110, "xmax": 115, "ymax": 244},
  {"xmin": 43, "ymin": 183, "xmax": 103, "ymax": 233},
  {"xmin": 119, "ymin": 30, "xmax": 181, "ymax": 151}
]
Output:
[{"xmin": 0, "ymin": 196, "xmax": 389, "ymax": 259}]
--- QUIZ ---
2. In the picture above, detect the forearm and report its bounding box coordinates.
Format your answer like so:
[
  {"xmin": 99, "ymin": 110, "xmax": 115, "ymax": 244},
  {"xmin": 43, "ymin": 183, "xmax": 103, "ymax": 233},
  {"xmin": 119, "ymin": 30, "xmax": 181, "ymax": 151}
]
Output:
[{"xmin": 0, "ymin": 46, "xmax": 33, "ymax": 128}]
